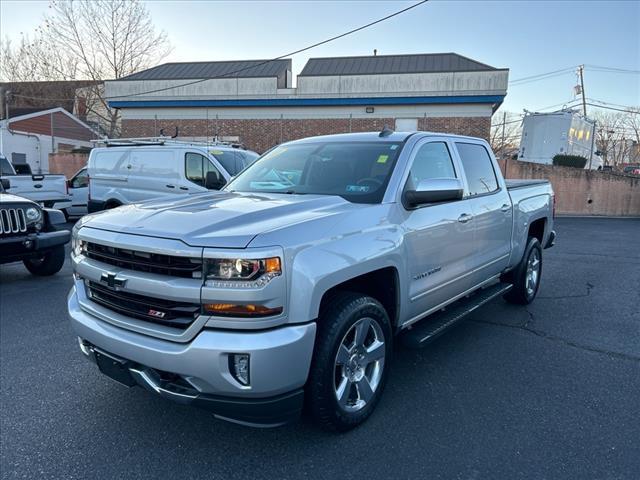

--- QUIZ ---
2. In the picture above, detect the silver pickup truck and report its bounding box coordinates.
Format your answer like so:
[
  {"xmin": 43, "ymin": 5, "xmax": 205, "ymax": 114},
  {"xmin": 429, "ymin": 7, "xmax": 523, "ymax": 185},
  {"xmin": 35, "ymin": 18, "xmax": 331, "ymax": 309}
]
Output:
[{"xmin": 68, "ymin": 131, "xmax": 555, "ymax": 430}]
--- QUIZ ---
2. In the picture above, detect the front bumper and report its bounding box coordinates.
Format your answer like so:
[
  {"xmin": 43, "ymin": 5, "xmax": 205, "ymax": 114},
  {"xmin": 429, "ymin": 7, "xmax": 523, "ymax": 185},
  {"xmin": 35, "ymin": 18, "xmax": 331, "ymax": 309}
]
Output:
[
  {"xmin": 0, "ymin": 230, "xmax": 70, "ymax": 263},
  {"xmin": 68, "ymin": 286, "xmax": 316, "ymax": 425}
]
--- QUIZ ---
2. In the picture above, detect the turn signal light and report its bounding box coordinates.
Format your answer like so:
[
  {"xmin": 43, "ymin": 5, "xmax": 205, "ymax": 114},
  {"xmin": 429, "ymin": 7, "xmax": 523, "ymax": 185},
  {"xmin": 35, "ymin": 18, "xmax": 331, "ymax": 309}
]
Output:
[{"xmin": 203, "ymin": 303, "xmax": 283, "ymax": 318}]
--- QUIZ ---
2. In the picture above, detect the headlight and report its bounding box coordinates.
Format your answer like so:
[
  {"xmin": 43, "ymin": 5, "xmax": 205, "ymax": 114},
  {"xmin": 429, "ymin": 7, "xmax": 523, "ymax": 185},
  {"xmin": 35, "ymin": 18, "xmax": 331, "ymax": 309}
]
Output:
[
  {"xmin": 205, "ymin": 257, "xmax": 281, "ymax": 285},
  {"xmin": 25, "ymin": 207, "xmax": 41, "ymax": 222},
  {"xmin": 70, "ymin": 228, "xmax": 86, "ymax": 257}
]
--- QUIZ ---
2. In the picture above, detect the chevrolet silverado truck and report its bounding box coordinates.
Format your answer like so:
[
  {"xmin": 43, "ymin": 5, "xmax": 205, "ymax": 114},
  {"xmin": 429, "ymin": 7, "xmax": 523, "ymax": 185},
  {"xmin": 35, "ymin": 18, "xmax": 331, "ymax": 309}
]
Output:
[
  {"xmin": 0, "ymin": 178, "xmax": 70, "ymax": 275},
  {"xmin": 68, "ymin": 131, "xmax": 555, "ymax": 430}
]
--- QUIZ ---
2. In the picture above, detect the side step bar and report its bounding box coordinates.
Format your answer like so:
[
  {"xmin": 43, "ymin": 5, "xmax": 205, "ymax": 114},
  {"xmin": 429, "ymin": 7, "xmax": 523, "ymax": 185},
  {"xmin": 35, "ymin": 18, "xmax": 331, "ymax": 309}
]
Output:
[{"xmin": 401, "ymin": 282, "xmax": 513, "ymax": 349}]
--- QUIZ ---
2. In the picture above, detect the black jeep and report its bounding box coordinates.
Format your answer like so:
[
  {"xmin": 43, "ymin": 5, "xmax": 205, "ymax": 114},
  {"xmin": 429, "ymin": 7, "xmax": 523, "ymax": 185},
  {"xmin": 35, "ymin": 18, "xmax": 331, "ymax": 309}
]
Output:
[{"xmin": 0, "ymin": 178, "xmax": 70, "ymax": 275}]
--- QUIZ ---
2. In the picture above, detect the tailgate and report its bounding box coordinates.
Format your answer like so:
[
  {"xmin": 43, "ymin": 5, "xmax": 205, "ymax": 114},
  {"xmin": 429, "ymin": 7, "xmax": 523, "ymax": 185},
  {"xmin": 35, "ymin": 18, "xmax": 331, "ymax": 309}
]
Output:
[{"xmin": 6, "ymin": 175, "xmax": 70, "ymax": 204}]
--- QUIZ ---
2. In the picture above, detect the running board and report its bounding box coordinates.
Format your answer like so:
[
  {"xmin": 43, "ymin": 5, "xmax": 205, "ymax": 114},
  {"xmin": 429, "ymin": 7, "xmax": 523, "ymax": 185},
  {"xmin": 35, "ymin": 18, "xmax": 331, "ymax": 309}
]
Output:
[{"xmin": 400, "ymin": 282, "xmax": 513, "ymax": 349}]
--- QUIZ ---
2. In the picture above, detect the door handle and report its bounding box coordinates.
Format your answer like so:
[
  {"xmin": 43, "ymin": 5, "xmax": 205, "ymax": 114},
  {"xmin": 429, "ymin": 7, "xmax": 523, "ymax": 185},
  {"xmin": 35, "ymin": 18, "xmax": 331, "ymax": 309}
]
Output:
[
  {"xmin": 458, "ymin": 213, "xmax": 473, "ymax": 223},
  {"xmin": 179, "ymin": 186, "xmax": 189, "ymax": 191},
  {"xmin": 501, "ymin": 204, "xmax": 510, "ymax": 212},
  {"xmin": 166, "ymin": 184, "xmax": 175, "ymax": 189}
]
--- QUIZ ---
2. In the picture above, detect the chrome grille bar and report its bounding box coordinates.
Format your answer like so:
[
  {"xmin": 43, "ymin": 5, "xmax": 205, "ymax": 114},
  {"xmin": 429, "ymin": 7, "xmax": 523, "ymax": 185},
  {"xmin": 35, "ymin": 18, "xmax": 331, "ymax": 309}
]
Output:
[{"xmin": 0, "ymin": 208, "xmax": 28, "ymax": 235}]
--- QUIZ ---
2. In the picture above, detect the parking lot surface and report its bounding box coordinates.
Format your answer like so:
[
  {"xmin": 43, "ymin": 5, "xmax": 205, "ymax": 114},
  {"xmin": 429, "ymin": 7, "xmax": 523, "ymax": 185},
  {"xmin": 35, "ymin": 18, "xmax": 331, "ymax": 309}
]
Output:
[{"xmin": 1, "ymin": 217, "xmax": 639, "ymax": 479}]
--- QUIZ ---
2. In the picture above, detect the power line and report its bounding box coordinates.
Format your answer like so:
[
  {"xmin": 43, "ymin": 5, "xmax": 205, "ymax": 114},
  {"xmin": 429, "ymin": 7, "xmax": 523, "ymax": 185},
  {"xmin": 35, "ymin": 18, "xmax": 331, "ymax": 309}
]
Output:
[
  {"xmin": 509, "ymin": 66, "xmax": 577, "ymax": 84},
  {"xmin": 585, "ymin": 65, "xmax": 640, "ymax": 74},
  {"xmin": 105, "ymin": 0, "xmax": 430, "ymax": 100},
  {"xmin": 8, "ymin": 1, "xmax": 431, "ymax": 102}
]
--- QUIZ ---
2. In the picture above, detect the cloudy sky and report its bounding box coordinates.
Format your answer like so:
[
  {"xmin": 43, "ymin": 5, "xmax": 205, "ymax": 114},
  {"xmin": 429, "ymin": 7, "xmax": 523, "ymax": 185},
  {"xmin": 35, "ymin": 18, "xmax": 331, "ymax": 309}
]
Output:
[{"xmin": 1, "ymin": 0, "xmax": 638, "ymax": 115}]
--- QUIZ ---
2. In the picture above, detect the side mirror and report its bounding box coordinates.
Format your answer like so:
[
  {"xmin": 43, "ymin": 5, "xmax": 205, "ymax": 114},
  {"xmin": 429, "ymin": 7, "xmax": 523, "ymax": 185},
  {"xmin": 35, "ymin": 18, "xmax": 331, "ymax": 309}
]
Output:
[
  {"xmin": 67, "ymin": 179, "xmax": 73, "ymax": 189},
  {"xmin": 205, "ymin": 171, "xmax": 226, "ymax": 190},
  {"xmin": 1, "ymin": 178, "xmax": 10, "ymax": 190},
  {"xmin": 403, "ymin": 178, "xmax": 463, "ymax": 208}
]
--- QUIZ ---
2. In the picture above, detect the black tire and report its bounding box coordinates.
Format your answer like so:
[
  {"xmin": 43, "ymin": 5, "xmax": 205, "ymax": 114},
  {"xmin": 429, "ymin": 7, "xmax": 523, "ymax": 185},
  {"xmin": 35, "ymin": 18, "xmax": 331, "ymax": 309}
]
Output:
[
  {"xmin": 23, "ymin": 245, "xmax": 66, "ymax": 276},
  {"xmin": 307, "ymin": 291, "xmax": 392, "ymax": 431},
  {"xmin": 503, "ymin": 237, "xmax": 542, "ymax": 305},
  {"xmin": 104, "ymin": 200, "xmax": 121, "ymax": 210}
]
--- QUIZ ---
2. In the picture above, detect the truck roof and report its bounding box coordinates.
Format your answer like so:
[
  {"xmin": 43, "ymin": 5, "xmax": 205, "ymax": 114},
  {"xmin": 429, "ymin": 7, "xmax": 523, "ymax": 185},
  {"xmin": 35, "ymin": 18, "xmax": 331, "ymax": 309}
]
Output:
[{"xmin": 284, "ymin": 131, "xmax": 487, "ymax": 145}]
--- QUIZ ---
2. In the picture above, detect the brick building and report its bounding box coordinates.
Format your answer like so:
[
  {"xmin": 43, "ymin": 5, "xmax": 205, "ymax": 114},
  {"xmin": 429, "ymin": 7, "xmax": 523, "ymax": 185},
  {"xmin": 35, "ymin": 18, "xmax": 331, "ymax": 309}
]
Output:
[{"xmin": 106, "ymin": 53, "xmax": 509, "ymax": 153}]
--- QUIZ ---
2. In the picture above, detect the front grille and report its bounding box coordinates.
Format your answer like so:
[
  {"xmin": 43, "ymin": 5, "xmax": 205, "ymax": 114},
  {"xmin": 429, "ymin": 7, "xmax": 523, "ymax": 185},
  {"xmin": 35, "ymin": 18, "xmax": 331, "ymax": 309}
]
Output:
[
  {"xmin": 86, "ymin": 281, "xmax": 200, "ymax": 328},
  {"xmin": 0, "ymin": 208, "xmax": 27, "ymax": 235},
  {"xmin": 85, "ymin": 242, "xmax": 202, "ymax": 278}
]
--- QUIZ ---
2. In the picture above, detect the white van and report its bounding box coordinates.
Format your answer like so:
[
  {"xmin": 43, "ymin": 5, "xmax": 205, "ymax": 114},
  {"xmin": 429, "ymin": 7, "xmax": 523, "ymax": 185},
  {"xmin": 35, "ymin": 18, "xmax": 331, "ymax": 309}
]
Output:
[{"xmin": 87, "ymin": 141, "xmax": 258, "ymax": 212}]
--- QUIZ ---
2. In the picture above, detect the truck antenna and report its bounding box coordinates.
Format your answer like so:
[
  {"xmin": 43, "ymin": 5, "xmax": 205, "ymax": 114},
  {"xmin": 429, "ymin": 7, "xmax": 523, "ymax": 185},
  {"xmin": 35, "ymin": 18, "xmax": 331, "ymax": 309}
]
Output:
[{"xmin": 379, "ymin": 125, "xmax": 394, "ymax": 137}]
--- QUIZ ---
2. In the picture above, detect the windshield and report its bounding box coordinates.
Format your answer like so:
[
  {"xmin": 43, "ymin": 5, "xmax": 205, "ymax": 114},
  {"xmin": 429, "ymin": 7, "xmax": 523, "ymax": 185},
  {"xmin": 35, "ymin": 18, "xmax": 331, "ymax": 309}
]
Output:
[{"xmin": 225, "ymin": 141, "xmax": 402, "ymax": 203}]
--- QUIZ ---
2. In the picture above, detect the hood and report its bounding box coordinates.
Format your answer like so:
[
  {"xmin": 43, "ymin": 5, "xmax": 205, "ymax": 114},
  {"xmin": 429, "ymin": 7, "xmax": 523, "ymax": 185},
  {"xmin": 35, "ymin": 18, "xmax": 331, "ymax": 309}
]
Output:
[
  {"xmin": 0, "ymin": 192, "xmax": 37, "ymax": 205},
  {"xmin": 83, "ymin": 192, "xmax": 359, "ymax": 248}
]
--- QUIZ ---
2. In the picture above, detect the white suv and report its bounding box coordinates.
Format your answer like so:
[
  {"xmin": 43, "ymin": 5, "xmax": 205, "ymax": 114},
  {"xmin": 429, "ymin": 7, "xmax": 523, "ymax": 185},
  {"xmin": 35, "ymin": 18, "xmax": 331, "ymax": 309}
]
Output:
[{"xmin": 87, "ymin": 141, "xmax": 259, "ymax": 212}]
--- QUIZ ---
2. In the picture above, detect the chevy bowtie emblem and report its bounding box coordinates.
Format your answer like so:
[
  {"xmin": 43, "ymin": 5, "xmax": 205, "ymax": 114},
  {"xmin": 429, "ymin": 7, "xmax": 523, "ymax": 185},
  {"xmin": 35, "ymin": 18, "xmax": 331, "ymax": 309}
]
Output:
[{"xmin": 100, "ymin": 272, "xmax": 127, "ymax": 290}]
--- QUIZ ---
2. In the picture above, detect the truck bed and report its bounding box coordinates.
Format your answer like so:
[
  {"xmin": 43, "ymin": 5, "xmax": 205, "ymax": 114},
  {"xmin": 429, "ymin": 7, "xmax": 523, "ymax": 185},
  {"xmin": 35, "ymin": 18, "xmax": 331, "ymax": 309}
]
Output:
[{"xmin": 505, "ymin": 179, "xmax": 550, "ymax": 190}]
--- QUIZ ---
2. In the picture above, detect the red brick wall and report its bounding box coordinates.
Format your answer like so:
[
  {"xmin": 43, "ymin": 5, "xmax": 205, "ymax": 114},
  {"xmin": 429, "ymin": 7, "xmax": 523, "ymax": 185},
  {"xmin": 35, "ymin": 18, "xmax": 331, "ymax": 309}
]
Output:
[
  {"xmin": 48, "ymin": 152, "xmax": 89, "ymax": 179},
  {"xmin": 122, "ymin": 116, "xmax": 490, "ymax": 153}
]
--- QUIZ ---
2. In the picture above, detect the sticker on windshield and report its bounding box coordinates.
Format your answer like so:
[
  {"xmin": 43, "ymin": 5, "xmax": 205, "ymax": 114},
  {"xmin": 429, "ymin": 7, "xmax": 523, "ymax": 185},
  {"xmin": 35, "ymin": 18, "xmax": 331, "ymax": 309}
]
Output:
[
  {"xmin": 377, "ymin": 154, "xmax": 389, "ymax": 164},
  {"xmin": 346, "ymin": 185, "xmax": 370, "ymax": 193}
]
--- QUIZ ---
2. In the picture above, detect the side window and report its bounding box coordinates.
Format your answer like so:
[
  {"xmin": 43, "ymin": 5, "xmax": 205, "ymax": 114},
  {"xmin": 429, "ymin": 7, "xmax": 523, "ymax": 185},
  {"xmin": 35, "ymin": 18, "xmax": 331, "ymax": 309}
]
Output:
[
  {"xmin": 455, "ymin": 143, "xmax": 499, "ymax": 196},
  {"xmin": 185, "ymin": 153, "xmax": 224, "ymax": 187},
  {"xmin": 408, "ymin": 142, "xmax": 456, "ymax": 187},
  {"xmin": 185, "ymin": 153, "xmax": 206, "ymax": 186},
  {"xmin": 71, "ymin": 169, "xmax": 88, "ymax": 188}
]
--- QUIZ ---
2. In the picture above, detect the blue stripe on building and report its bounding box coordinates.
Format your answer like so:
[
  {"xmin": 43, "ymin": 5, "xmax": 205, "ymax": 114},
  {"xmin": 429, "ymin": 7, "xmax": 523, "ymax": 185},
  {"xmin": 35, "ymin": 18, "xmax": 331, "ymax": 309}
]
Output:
[{"xmin": 108, "ymin": 95, "xmax": 505, "ymax": 109}]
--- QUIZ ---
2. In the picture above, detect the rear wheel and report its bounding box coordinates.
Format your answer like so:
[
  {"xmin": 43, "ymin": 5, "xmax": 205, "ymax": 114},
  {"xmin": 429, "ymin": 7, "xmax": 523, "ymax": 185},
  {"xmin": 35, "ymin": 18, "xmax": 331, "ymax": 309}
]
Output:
[
  {"xmin": 503, "ymin": 237, "xmax": 542, "ymax": 305},
  {"xmin": 307, "ymin": 292, "xmax": 392, "ymax": 431},
  {"xmin": 23, "ymin": 245, "xmax": 66, "ymax": 276}
]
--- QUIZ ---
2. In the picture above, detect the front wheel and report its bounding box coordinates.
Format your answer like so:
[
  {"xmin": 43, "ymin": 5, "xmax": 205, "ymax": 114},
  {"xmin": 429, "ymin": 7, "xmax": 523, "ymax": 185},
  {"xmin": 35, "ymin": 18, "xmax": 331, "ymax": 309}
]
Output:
[
  {"xmin": 503, "ymin": 237, "xmax": 542, "ymax": 305},
  {"xmin": 23, "ymin": 245, "xmax": 66, "ymax": 276},
  {"xmin": 307, "ymin": 292, "xmax": 392, "ymax": 431}
]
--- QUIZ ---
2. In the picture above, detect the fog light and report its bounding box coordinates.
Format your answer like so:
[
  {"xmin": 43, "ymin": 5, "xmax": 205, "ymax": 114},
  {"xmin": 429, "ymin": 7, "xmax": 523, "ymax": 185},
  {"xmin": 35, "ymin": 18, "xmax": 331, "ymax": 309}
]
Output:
[{"xmin": 229, "ymin": 353, "xmax": 250, "ymax": 386}]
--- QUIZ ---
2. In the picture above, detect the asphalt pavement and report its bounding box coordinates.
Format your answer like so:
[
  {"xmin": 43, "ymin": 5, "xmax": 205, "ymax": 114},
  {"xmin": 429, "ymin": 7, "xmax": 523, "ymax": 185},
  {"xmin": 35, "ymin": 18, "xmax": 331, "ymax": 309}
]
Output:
[{"xmin": 1, "ymin": 217, "xmax": 639, "ymax": 479}]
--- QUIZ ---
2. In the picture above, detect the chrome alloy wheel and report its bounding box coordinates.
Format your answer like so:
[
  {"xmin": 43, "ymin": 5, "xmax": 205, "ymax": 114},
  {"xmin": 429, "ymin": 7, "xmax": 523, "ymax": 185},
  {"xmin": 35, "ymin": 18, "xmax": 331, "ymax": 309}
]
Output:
[
  {"xmin": 333, "ymin": 317, "xmax": 386, "ymax": 412},
  {"xmin": 525, "ymin": 249, "xmax": 541, "ymax": 296}
]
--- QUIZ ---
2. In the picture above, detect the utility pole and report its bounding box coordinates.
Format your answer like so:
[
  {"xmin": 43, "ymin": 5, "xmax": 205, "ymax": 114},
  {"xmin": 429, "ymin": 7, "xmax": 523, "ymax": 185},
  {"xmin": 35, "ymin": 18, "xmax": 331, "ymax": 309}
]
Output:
[
  {"xmin": 501, "ymin": 112, "xmax": 508, "ymax": 176},
  {"xmin": 578, "ymin": 65, "xmax": 587, "ymax": 116},
  {"xmin": 501, "ymin": 112, "xmax": 507, "ymax": 155}
]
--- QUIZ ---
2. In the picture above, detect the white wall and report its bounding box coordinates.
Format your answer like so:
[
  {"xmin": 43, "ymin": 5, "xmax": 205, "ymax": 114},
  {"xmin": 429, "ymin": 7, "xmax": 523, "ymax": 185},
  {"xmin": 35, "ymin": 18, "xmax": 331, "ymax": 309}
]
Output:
[
  {"xmin": 120, "ymin": 103, "xmax": 494, "ymax": 121},
  {"xmin": 105, "ymin": 71, "xmax": 509, "ymax": 101},
  {"xmin": 0, "ymin": 126, "xmax": 92, "ymax": 173}
]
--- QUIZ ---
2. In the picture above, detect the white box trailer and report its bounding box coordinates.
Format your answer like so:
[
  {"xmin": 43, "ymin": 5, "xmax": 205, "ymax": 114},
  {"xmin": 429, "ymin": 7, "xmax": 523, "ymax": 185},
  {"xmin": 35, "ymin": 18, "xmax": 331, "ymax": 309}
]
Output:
[{"xmin": 518, "ymin": 110, "xmax": 602, "ymax": 169}]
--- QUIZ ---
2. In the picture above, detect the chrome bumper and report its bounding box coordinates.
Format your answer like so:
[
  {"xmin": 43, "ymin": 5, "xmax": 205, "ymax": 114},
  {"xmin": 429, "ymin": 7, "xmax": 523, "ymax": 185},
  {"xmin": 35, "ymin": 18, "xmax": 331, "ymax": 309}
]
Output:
[{"xmin": 68, "ymin": 286, "xmax": 316, "ymax": 398}]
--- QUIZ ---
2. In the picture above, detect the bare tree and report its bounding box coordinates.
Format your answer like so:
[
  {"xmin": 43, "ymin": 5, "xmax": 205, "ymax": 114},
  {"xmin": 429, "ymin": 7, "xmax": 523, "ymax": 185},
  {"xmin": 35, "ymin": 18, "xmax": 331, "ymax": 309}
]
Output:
[
  {"xmin": 591, "ymin": 110, "xmax": 638, "ymax": 166},
  {"xmin": 1, "ymin": 0, "xmax": 171, "ymax": 136},
  {"xmin": 490, "ymin": 112, "xmax": 522, "ymax": 159}
]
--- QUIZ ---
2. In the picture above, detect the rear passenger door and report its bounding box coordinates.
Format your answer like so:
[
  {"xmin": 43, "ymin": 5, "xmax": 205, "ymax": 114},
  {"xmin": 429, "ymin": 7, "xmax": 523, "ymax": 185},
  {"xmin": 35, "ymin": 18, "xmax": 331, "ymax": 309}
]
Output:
[
  {"xmin": 454, "ymin": 142, "xmax": 512, "ymax": 285},
  {"xmin": 401, "ymin": 138, "xmax": 476, "ymax": 324}
]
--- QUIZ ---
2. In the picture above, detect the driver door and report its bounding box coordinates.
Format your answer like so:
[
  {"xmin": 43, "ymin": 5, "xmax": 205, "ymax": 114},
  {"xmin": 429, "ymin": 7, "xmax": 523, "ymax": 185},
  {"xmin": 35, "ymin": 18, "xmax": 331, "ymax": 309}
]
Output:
[{"xmin": 400, "ymin": 138, "xmax": 476, "ymax": 325}]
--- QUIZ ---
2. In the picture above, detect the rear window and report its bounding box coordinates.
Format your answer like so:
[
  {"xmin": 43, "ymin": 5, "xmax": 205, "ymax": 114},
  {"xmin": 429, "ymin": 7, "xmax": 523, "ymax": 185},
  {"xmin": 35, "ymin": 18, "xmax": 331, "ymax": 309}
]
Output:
[
  {"xmin": 455, "ymin": 143, "xmax": 499, "ymax": 196},
  {"xmin": 0, "ymin": 156, "xmax": 15, "ymax": 175}
]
